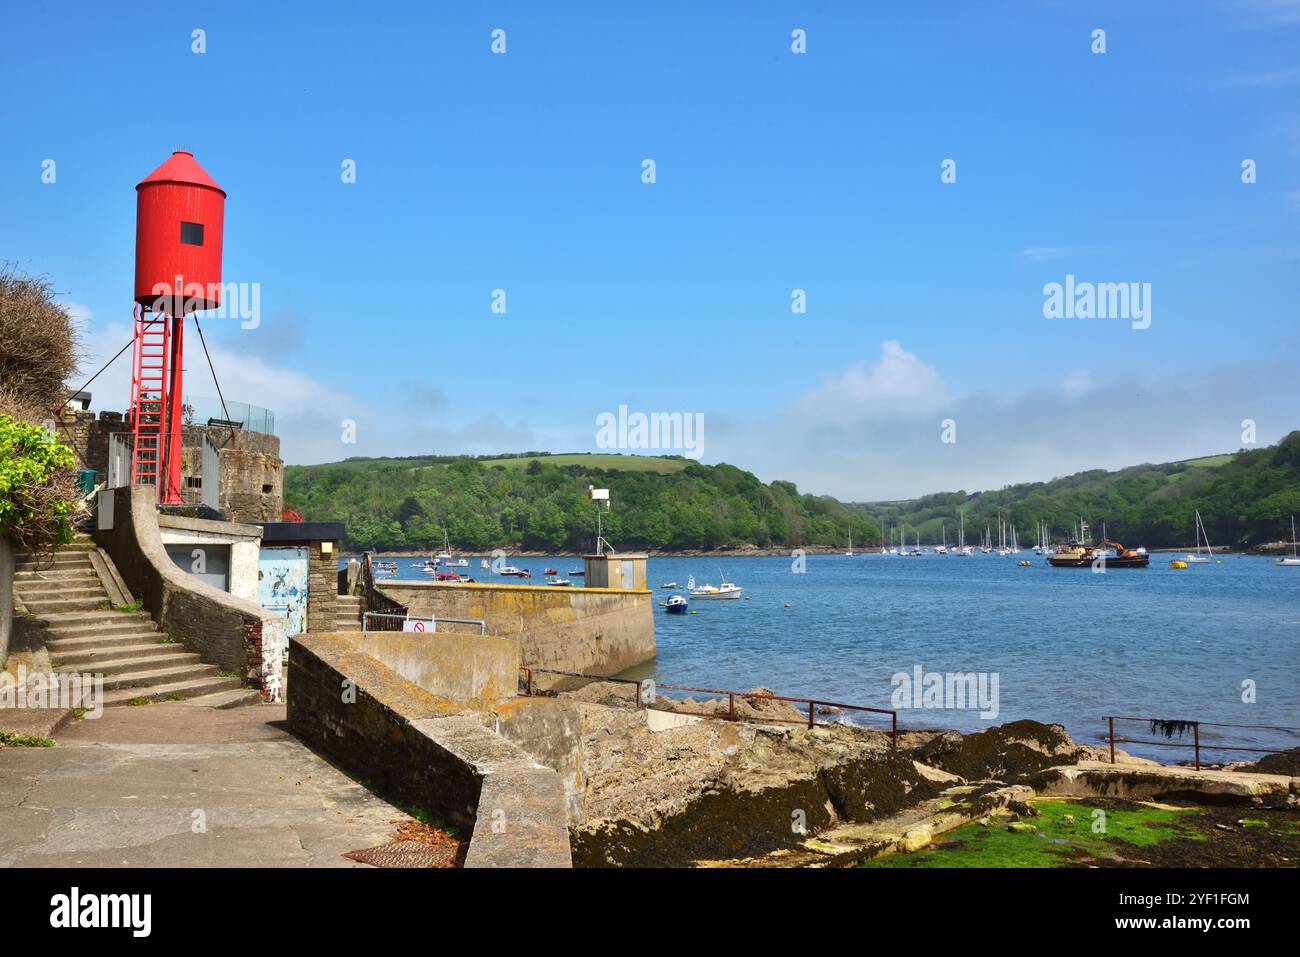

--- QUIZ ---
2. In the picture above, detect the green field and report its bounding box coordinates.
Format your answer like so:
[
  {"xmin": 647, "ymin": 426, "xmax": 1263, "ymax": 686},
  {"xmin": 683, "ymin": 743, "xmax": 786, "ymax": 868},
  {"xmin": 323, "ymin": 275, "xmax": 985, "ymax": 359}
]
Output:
[
  {"xmin": 1177, "ymin": 454, "xmax": 1235, "ymax": 468},
  {"xmin": 477, "ymin": 453, "xmax": 689, "ymax": 474}
]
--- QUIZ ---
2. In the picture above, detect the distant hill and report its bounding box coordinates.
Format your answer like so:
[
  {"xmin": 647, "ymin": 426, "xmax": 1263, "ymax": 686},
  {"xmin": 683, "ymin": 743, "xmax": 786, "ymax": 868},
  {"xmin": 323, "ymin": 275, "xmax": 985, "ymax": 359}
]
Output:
[
  {"xmin": 851, "ymin": 432, "xmax": 1300, "ymax": 550},
  {"xmin": 285, "ymin": 434, "xmax": 1300, "ymax": 552},
  {"xmin": 477, "ymin": 453, "xmax": 688, "ymax": 474},
  {"xmin": 284, "ymin": 453, "xmax": 876, "ymax": 551}
]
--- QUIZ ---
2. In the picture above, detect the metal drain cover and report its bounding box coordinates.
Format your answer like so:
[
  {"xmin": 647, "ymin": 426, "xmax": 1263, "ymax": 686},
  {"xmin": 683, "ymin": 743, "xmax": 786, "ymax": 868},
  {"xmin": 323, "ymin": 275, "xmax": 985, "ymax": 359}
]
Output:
[{"xmin": 344, "ymin": 840, "xmax": 459, "ymax": 868}]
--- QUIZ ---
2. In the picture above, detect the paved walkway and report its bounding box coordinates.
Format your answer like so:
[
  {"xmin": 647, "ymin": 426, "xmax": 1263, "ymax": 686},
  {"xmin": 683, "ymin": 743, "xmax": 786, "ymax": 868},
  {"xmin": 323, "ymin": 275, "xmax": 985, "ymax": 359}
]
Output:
[{"xmin": 0, "ymin": 701, "xmax": 409, "ymax": 866}]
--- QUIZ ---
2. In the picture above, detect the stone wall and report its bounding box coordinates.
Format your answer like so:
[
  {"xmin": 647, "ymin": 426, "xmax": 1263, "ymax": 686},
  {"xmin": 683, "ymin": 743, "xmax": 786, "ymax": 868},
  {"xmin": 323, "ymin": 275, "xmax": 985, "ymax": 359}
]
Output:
[
  {"xmin": 55, "ymin": 409, "xmax": 283, "ymax": 524},
  {"xmin": 0, "ymin": 536, "xmax": 13, "ymax": 667},
  {"xmin": 53, "ymin": 408, "xmax": 119, "ymax": 476},
  {"xmin": 362, "ymin": 631, "xmax": 520, "ymax": 701},
  {"xmin": 305, "ymin": 541, "xmax": 339, "ymax": 634},
  {"xmin": 94, "ymin": 485, "xmax": 286, "ymax": 700},
  {"xmin": 179, "ymin": 425, "xmax": 283, "ymax": 522},
  {"xmin": 287, "ymin": 631, "xmax": 572, "ymax": 866},
  {"xmin": 376, "ymin": 581, "xmax": 655, "ymax": 686}
]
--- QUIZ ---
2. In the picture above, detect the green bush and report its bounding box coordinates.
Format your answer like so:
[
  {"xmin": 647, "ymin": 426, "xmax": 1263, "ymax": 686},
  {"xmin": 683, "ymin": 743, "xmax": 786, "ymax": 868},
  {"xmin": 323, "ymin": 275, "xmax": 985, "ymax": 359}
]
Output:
[{"xmin": 0, "ymin": 413, "xmax": 80, "ymax": 549}]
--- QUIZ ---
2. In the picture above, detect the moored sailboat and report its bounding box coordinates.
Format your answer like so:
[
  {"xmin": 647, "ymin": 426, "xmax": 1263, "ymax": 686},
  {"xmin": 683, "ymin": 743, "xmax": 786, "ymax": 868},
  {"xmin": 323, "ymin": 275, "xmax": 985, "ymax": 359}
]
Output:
[
  {"xmin": 1277, "ymin": 516, "xmax": 1300, "ymax": 567},
  {"xmin": 1186, "ymin": 510, "xmax": 1214, "ymax": 564}
]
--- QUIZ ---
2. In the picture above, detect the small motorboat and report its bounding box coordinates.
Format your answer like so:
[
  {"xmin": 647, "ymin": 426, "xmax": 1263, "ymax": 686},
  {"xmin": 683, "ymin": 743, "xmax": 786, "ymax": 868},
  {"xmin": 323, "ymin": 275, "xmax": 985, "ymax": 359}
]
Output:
[
  {"xmin": 498, "ymin": 566, "xmax": 530, "ymax": 578},
  {"xmin": 660, "ymin": 581, "xmax": 677, "ymax": 589},
  {"xmin": 688, "ymin": 574, "xmax": 742, "ymax": 600},
  {"xmin": 546, "ymin": 578, "xmax": 573, "ymax": 586},
  {"xmin": 544, "ymin": 568, "xmax": 559, "ymax": 576},
  {"xmin": 666, "ymin": 594, "xmax": 688, "ymax": 614}
]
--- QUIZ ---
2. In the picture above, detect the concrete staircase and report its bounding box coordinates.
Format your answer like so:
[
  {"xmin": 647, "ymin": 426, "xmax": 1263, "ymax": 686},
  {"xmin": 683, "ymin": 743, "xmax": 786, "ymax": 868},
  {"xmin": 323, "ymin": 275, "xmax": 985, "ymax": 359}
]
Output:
[
  {"xmin": 334, "ymin": 594, "xmax": 363, "ymax": 632},
  {"xmin": 14, "ymin": 541, "xmax": 248, "ymax": 707}
]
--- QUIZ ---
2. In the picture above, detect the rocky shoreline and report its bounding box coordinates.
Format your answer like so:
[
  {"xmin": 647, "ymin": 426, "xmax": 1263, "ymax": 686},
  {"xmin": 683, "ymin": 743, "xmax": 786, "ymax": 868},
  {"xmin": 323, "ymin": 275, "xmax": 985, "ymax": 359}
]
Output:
[{"xmin": 537, "ymin": 682, "xmax": 1298, "ymax": 867}]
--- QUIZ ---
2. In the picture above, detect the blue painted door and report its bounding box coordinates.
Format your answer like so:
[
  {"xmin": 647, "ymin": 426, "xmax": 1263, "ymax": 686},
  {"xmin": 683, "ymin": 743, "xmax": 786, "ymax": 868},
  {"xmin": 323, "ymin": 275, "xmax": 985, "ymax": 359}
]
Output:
[{"xmin": 258, "ymin": 546, "xmax": 309, "ymax": 636}]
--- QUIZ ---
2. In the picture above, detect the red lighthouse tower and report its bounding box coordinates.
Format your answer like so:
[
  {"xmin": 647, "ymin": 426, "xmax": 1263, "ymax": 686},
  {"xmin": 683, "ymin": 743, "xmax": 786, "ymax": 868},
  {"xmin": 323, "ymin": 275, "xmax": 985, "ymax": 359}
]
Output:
[{"xmin": 129, "ymin": 151, "xmax": 226, "ymax": 503}]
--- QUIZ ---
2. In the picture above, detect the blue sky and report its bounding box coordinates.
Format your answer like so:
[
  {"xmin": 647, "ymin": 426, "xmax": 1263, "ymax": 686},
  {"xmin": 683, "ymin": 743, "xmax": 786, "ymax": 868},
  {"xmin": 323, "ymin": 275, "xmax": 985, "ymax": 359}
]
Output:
[{"xmin": 3, "ymin": 1, "xmax": 1298, "ymax": 499}]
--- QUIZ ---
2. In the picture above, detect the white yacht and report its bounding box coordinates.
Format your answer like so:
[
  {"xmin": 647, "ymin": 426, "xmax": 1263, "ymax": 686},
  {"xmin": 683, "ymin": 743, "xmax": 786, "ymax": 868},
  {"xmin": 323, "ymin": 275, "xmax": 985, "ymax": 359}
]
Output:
[
  {"xmin": 1277, "ymin": 516, "xmax": 1300, "ymax": 566},
  {"xmin": 1186, "ymin": 510, "xmax": 1214, "ymax": 564}
]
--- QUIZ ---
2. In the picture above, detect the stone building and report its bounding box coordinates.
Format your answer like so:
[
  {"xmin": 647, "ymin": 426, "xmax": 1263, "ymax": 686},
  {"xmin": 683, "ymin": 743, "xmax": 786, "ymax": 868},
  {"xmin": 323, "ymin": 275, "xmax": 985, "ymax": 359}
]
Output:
[{"xmin": 56, "ymin": 397, "xmax": 283, "ymax": 524}]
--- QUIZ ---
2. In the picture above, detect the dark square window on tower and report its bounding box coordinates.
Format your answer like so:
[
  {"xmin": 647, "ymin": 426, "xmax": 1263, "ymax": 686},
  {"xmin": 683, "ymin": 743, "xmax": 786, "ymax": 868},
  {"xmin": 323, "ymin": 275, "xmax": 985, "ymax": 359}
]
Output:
[{"xmin": 180, "ymin": 221, "xmax": 204, "ymax": 246}]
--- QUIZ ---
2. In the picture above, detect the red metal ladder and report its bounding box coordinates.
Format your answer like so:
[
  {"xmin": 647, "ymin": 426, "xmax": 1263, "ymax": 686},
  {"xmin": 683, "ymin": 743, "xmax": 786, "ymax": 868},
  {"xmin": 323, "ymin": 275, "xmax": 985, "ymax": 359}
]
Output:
[{"xmin": 129, "ymin": 305, "xmax": 170, "ymax": 494}]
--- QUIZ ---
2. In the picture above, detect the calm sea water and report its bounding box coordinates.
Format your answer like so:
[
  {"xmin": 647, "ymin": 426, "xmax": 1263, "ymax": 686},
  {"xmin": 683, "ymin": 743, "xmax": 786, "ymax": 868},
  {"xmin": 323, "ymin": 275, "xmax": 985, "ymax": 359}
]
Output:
[{"xmin": 362, "ymin": 552, "xmax": 1300, "ymax": 761}]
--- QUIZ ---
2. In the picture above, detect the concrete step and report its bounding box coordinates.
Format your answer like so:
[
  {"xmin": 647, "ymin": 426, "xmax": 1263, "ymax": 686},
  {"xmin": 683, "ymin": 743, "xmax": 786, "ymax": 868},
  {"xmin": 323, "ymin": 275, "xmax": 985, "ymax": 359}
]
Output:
[
  {"xmin": 15, "ymin": 553, "xmax": 95, "ymax": 569},
  {"xmin": 22, "ymin": 596, "xmax": 109, "ymax": 615},
  {"xmin": 41, "ymin": 610, "xmax": 154, "ymax": 631},
  {"xmin": 103, "ymin": 675, "xmax": 245, "ymax": 707},
  {"xmin": 13, "ymin": 584, "xmax": 106, "ymax": 602},
  {"xmin": 20, "ymin": 541, "xmax": 96, "ymax": 554},
  {"xmin": 91, "ymin": 662, "xmax": 227, "ymax": 691},
  {"xmin": 181, "ymin": 688, "xmax": 262, "ymax": 709},
  {"xmin": 14, "ymin": 567, "xmax": 100, "ymax": 582},
  {"xmin": 60, "ymin": 651, "xmax": 202, "ymax": 675},
  {"xmin": 338, "ymin": 595, "xmax": 362, "ymax": 605},
  {"xmin": 52, "ymin": 643, "xmax": 192, "ymax": 667},
  {"xmin": 46, "ymin": 631, "xmax": 166, "ymax": 653}
]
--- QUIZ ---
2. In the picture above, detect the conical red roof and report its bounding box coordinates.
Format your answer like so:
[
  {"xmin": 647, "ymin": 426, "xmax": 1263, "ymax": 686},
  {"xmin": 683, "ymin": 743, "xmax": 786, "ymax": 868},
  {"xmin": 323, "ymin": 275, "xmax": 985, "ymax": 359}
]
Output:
[{"xmin": 136, "ymin": 150, "xmax": 226, "ymax": 195}]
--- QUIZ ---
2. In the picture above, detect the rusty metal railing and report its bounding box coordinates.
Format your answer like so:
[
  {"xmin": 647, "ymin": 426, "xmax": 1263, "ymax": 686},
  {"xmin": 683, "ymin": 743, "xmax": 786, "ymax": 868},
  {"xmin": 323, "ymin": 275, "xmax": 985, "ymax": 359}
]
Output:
[
  {"xmin": 519, "ymin": 666, "xmax": 897, "ymax": 745},
  {"xmin": 362, "ymin": 611, "xmax": 486, "ymax": 635},
  {"xmin": 1103, "ymin": 715, "xmax": 1300, "ymax": 771},
  {"xmin": 363, "ymin": 552, "xmax": 408, "ymax": 620}
]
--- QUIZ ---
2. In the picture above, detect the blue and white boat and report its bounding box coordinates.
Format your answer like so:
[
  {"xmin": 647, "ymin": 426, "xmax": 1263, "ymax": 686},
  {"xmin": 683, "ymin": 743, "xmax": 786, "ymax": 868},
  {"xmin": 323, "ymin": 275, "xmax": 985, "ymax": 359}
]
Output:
[{"xmin": 666, "ymin": 594, "xmax": 689, "ymax": 614}]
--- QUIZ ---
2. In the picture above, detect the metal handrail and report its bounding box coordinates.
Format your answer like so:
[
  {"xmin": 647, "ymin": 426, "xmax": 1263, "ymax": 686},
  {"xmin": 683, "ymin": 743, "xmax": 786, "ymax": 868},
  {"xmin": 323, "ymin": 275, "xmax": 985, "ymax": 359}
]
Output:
[
  {"xmin": 1103, "ymin": 715, "xmax": 1300, "ymax": 771},
  {"xmin": 363, "ymin": 552, "xmax": 408, "ymax": 619},
  {"xmin": 519, "ymin": 666, "xmax": 897, "ymax": 745},
  {"xmin": 362, "ymin": 611, "xmax": 486, "ymax": 636}
]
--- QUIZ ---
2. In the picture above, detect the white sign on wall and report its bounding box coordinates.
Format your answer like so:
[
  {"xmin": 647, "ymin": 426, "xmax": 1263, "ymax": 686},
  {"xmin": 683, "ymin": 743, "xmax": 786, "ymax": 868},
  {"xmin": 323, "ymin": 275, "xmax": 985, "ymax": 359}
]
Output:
[{"xmin": 402, "ymin": 617, "xmax": 437, "ymax": 633}]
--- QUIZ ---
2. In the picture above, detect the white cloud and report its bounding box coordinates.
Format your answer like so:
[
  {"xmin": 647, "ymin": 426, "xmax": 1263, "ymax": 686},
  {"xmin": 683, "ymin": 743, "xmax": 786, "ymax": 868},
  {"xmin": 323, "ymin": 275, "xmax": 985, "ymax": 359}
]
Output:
[
  {"xmin": 1020, "ymin": 246, "xmax": 1085, "ymax": 262},
  {"xmin": 1058, "ymin": 370, "xmax": 1093, "ymax": 400},
  {"xmin": 73, "ymin": 320, "xmax": 546, "ymax": 467},
  {"xmin": 710, "ymin": 347, "xmax": 1300, "ymax": 501},
  {"xmin": 793, "ymin": 340, "xmax": 948, "ymax": 423}
]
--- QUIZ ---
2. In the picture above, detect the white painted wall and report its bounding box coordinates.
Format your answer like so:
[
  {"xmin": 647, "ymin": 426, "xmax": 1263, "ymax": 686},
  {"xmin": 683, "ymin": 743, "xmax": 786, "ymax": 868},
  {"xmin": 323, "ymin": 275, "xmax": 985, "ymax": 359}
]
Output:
[
  {"xmin": 230, "ymin": 540, "xmax": 260, "ymax": 604},
  {"xmin": 158, "ymin": 526, "xmax": 261, "ymax": 601}
]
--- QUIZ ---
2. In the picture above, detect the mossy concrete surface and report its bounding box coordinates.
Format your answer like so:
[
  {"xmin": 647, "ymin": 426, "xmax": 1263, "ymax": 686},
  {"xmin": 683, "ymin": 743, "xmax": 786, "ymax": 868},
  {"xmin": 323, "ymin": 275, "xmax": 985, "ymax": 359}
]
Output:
[{"xmin": 861, "ymin": 796, "xmax": 1300, "ymax": 868}]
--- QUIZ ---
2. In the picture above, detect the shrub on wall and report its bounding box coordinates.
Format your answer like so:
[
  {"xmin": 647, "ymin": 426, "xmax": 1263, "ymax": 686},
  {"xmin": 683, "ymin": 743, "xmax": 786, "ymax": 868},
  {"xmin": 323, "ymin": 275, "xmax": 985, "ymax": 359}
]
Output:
[
  {"xmin": 0, "ymin": 265, "xmax": 81, "ymax": 423},
  {"xmin": 0, "ymin": 265, "xmax": 86, "ymax": 551},
  {"xmin": 0, "ymin": 414, "xmax": 81, "ymax": 550}
]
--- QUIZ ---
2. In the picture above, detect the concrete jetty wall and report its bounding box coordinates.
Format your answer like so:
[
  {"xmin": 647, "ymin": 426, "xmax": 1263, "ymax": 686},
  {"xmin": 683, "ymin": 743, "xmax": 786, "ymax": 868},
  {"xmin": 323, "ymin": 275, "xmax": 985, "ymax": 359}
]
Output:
[
  {"xmin": 94, "ymin": 485, "xmax": 286, "ymax": 698},
  {"xmin": 287, "ymin": 631, "xmax": 572, "ymax": 867},
  {"xmin": 377, "ymin": 580, "xmax": 654, "ymax": 684}
]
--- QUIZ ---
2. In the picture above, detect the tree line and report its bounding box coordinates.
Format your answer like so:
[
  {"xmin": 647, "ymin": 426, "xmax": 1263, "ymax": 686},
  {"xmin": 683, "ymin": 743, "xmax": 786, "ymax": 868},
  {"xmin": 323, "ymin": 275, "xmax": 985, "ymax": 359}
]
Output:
[{"xmin": 284, "ymin": 433, "xmax": 1300, "ymax": 553}]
